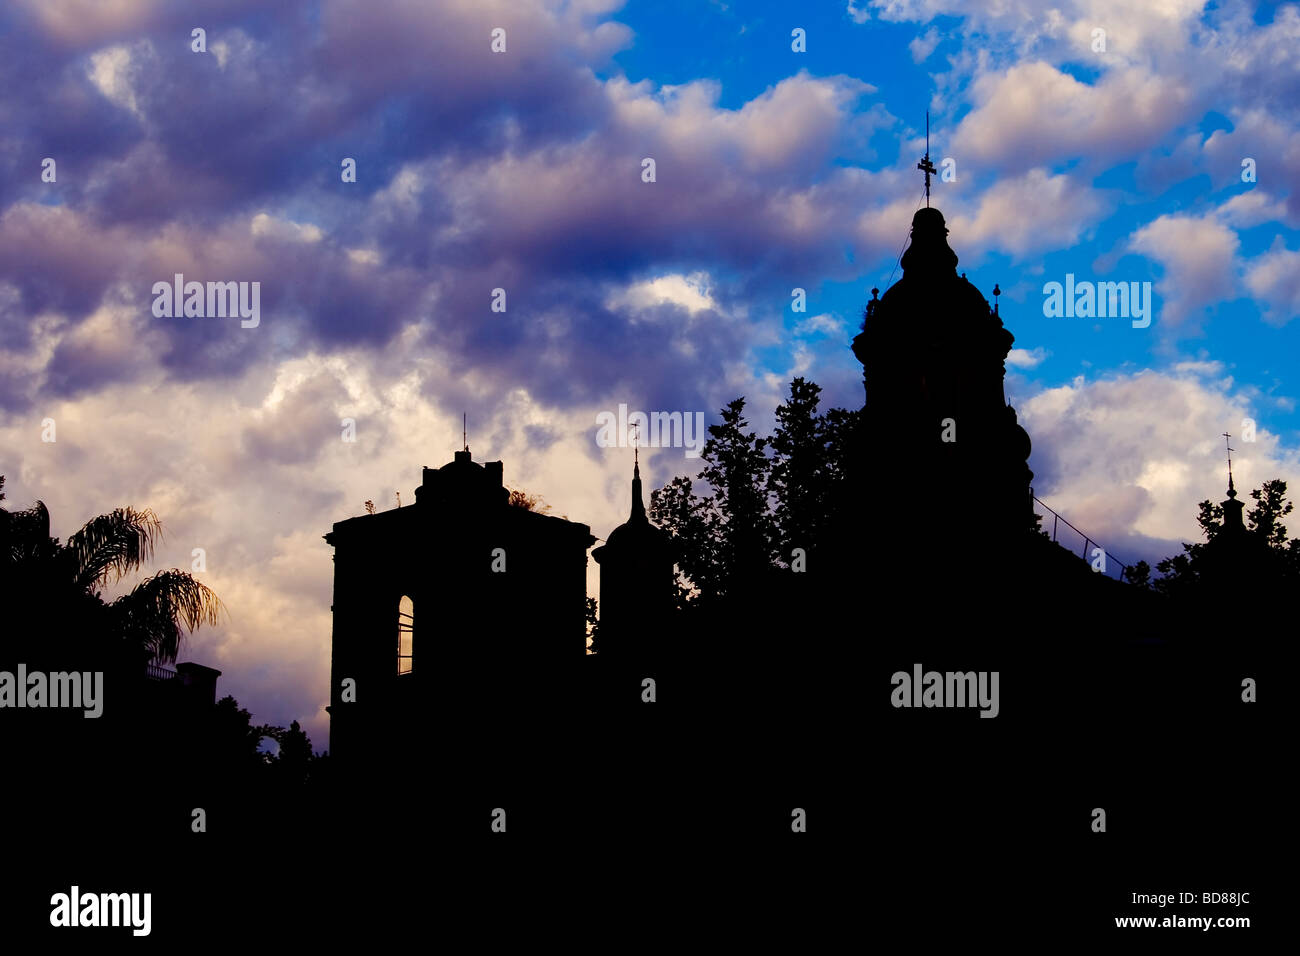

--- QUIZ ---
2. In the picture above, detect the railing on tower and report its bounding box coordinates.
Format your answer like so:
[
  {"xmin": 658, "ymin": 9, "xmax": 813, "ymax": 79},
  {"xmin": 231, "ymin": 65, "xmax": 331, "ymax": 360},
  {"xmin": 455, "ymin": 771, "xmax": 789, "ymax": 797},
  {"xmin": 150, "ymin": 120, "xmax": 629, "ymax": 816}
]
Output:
[{"xmin": 1032, "ymin": 494, "xmax": 1135, "ymax": 583}]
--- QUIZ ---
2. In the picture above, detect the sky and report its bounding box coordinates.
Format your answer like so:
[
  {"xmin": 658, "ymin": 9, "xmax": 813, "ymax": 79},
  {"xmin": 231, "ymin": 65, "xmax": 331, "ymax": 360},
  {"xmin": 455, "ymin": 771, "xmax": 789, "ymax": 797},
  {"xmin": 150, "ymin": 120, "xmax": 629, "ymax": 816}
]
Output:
[{"xmin": 2, "ymin": 0, "xmax": 1298, "ymax": 746}]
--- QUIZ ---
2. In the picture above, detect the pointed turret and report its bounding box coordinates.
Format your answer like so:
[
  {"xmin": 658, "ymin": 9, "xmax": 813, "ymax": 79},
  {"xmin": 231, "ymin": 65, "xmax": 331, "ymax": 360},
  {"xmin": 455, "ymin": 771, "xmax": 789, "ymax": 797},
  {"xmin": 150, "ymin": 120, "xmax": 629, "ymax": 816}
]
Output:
[{"xmin": 591, "ymin": 458, "xmax": 675, "ymax": 660}]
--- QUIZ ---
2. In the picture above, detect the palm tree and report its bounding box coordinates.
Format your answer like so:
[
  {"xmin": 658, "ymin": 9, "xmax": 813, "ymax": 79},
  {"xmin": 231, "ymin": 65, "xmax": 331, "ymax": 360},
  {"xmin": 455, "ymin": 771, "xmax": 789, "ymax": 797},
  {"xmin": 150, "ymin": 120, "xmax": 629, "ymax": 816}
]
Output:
[{"xmin": 0, "ymin": 475, "xmax": 223, "ymax": 666}]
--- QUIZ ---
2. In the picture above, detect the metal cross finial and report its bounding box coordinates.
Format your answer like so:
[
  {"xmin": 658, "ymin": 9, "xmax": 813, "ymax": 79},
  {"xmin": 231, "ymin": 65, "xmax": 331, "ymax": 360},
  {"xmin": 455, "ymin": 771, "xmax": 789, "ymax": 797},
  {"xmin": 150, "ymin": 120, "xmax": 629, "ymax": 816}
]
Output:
[
  {"xmin": 917, "ymin": 111, "xmax": 937, "ymax": 207},
  {"xmin": 1222, "ymin": 431, "xmax": 1237, "ymax": 492}
]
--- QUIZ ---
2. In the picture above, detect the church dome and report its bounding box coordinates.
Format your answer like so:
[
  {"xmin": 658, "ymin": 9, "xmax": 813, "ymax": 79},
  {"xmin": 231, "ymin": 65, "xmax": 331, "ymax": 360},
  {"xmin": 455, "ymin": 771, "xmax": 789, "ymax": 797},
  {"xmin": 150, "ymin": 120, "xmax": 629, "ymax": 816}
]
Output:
[{"xmin": 593, "ymin": 462, "xmax": 670, "ymax": 560}]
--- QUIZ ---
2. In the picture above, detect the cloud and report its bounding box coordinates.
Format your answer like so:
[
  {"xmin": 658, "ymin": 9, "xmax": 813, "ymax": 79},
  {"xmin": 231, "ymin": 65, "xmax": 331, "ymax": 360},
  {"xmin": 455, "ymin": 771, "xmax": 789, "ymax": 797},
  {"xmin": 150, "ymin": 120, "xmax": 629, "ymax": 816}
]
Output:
[
  {"xmin": 1244, "ymin": 238, "xmax": 1300, "ymax": 325},
  {"xmin": 1007, "ymin": 347, "xmax": 1049, "ymax": 368},
  {"xmin": 868, "ymin": 0, "xmax": 1219, "ymax": 70},
  {"xmin": 1215, "ymin": 191, "xmax": 1285, "ymax": 229},
  {"xmin": 0, "ymin": 334, "xmax": 783, "ymax": 743},
  {"xmin": 947, "ymin": 168, "xmax": 1112, "ymax": 260},
  {"xmin": 1201, "ymin": 109, "xmax": 1300, "ymax": 223},
  {"xmin": 250, "ymin": 213, "xmax": 324, "ymax": 244},
  {"xmin": 1021, "ymin": 368, "xmax": 1300, "ymax": 560},
  {"xmin": 605, "ymin": 273, "xmax": 717, "ymax": 316},
  {"xmin": 1128, "ymin": 213, "xmax": 1239, "ymax": 327},
  {"xmin": 793, "ymin": 313, "xmax": 847, "ymax": 337},
  {"xmin": 909, "ymin": 27, "xmax": 940, "ymax": 62},
  {"xmin": 87, "ymin": 44, "xmax": 145, "ymax": 117},
  {"xmin": 5, "ymin": 0, "xmax": 1300, "ymax": 751},
  {"xmin": 950, "ymin": 61, "xmax": 1196, "ymax": 175}
]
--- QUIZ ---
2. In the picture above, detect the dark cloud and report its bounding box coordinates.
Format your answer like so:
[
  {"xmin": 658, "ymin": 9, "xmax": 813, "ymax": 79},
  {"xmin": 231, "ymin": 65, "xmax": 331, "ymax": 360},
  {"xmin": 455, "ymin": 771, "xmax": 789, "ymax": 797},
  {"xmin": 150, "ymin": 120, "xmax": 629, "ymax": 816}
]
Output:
[{"xmin": 0, "ymin": 0, "xmax": 901, "ymax": 413}]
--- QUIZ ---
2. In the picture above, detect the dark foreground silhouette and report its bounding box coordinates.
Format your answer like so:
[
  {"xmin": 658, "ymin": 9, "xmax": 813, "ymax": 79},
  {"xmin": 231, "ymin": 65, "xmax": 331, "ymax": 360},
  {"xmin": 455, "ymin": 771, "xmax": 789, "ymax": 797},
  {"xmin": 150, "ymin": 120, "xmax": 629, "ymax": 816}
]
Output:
[{"xmin": 2, "ymin": 208, "xmax": 1280, "ymax": 941}]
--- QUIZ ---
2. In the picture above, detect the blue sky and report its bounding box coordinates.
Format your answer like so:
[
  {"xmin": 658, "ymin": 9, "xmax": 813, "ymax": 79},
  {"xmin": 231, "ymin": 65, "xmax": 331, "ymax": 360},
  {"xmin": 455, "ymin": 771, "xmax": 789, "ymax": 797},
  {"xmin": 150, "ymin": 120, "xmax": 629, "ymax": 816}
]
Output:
[
  {"xmin": 610, "ymin": 1, "xmax": 1299, "ymax": 443},
  {"xmin": 1, "ymin": 0, "xmax": 1297, "ymax": 741}
]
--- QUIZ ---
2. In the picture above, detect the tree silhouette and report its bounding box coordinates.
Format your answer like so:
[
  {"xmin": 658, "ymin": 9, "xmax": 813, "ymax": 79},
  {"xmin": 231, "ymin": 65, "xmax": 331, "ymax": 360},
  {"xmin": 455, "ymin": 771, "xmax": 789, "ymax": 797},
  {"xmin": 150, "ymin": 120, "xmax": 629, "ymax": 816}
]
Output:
[
  {"xmin": 649, "ymin": 397, "xmax": 773, "ymax": 606},
  {"xmin": 263, "ymin": 719, "xmax": 317, "ymax": 785},
  {"xmin": 1123, "ymin": 560, "xmax": 1152, "ymax": 589},
  {"xmin": 649, "ymin": 382, "xmax": 859, "ymax": 610},
  {"xmin": 1153, "ymin": 478, "xmax": 1298, "ymax": 595},
  {"xmin": 507, "ymin": 488, "xmax": 551, "ymax": 513},
  {"xmin": 0, "ymin": 481, "xmax": 223, "ymax": 666},
  {"xmin": 767, "ymin": 378, "xmax": 860, "ymax": 568},
  {"xmin": 1247, "ymin": 480, "xmax": 1295, "ymax": 549}
]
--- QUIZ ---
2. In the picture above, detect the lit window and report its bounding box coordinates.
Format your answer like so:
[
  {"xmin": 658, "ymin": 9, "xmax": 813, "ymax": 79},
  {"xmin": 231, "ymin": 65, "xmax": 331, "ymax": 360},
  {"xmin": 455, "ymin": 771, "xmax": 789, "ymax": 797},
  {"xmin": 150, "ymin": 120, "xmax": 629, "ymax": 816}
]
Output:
[{"xmin": 398, "ymin": 595, "xmax": 414, "ymax": 675}]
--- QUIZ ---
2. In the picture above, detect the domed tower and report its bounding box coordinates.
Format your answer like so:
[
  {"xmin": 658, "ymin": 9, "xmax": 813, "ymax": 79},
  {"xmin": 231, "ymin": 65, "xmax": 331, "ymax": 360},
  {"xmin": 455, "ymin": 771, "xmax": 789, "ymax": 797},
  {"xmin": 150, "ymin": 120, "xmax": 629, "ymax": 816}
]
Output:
[
  {"xmin": 848, "ymin": 205, "xmax": 1037, "ymax": 555},
  {"xmin": 591, "ymin": 457, "xmax": 675, "ymax": 660}
]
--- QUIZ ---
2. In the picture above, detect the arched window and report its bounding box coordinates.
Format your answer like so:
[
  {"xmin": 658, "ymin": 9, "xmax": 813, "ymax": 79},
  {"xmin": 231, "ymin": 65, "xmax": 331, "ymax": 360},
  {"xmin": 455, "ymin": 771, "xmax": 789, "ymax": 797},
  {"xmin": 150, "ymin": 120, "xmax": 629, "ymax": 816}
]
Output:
[{"xmin": 397, "ymin": 595, "xmax": 414, "ymax": 675}]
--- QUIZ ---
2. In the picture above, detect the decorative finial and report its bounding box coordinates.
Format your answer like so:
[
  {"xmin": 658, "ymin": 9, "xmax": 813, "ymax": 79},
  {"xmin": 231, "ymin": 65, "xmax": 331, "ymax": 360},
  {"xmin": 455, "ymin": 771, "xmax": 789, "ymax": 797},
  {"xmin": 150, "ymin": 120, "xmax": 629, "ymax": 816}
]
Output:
[
  {"xmin": 863, "ymin": 287, "xmax": 881, "ymax": 327},
  {"xmin": 632, "ymin": 421, "xmax": 639, "ymax": 470},
  {"xmin": 1223, "ymin": 432, "xmax": 1235, "ymax": 496},
  {"xmin": 993, "ymin": 283, "xmax": 1001, "ymax": 316},
  {"xmin": 916, "ymin": 111, "xmax": 937, "ymax": 207},
  {"xmin": 463, "ymin": 413, "xmax": 468, "ymax": 453}
]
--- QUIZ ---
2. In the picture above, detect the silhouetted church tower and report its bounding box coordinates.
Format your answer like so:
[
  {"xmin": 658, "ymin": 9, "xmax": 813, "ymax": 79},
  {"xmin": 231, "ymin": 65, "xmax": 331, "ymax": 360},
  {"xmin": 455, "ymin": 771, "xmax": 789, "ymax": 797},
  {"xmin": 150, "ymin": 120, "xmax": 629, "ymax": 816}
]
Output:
[
  {"xmin": 848, "ymin": 206, "xmax": 1036, "ymax": 558},
  {"xmin": 591, "ymin": 455, "xmax": 674, "ymax": 660},
  {"xmin": 324, "ymin": 448, "xmax": 594, "ymax": 764},
  {"xmin": 829, "ymin": 179, "xmax": 1159, "ymax": 629},
  {"xmin": 1197, "ymin": 438, "xmax": 1274, "ymax": 593}
]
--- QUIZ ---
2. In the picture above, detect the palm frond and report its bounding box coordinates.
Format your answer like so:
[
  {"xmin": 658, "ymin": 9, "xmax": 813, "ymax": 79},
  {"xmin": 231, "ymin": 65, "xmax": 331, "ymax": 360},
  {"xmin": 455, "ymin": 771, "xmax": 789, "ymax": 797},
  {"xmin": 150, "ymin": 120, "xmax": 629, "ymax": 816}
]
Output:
[
  {"xmin": 66, "ymin": 507, "xmax": 163, "ymax": 590},
  {"xmin": 108, "ymin": 569, "xmax": 225, "ymax": 664}
]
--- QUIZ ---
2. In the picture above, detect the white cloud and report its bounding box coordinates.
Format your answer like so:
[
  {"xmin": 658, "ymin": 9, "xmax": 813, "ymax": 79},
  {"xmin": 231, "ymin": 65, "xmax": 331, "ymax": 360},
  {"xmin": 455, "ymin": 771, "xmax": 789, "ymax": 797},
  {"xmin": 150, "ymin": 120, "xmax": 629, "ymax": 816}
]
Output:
[
  {"xmin": 1244, "ymin": 238, "xmax": 1300, "ymax": 324},
  {"xmin": 1215, "ymin": 191, "xmax": 1285, "ymax": 229},
  {"xmin": 87, "ymin": 44, "xmax": 145, "ymax": 118},
  {"xmin": 605, "ymin": 272, "xmax": 717, "ymax": 316},
  {"xmin": 1007, "ymin": 347, "xmax": 1049, "ymax": 368},
  {"xmin": 793, "ymin": 313, "xmax": 846, "ymax": 337},
  {"xmin": 346, "ymin": 247, "xmax": 381, "ymax": 266},
  {"xmin": 909, "ymin": 27, "xmax": 940, "ymax": 62},
  {"xmin": 1128, "ymin": 213, "xmax": 1239, "ymax": 326},
  {"xmin": 950, "ymin": 61, "xmax": 1195, "ymax": 173},
  {"xmin": 250, "ymin": 213, "xmax": 324, "ymax": 244},
  {"xmin": 608, "ymin": 72, "xmax": 881, "ymax": 178},
  {"xmin": 1021, "ymin": 368, "xmax": 1300, "ymax": 552},
  {"xmin": 948, "ymin": 168, "xmax": 1111, "ymax": 259}
]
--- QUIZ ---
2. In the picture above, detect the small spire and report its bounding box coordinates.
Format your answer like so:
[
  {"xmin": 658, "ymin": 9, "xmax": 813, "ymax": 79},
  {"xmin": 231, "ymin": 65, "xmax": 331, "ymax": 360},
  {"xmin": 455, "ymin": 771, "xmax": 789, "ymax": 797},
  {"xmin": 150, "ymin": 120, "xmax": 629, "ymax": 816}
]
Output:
[
  {"xmin": 463, "ymin": 413, "xmax": 468, "ymax": 453},
  {"xmin": 1219, "ymin": 431, "xmax": 1248, "ymax": 535},
  {"xmin": 993, "ymin": 283, "xmax": 1001, "ymax": 317},
  {"xmin": 629, "ymin": 457, "xmax": 646, "ymax": 522},
  {"xmin": 1223, "ymin": 432, "xmax": 1236, "ymax": 497}
]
